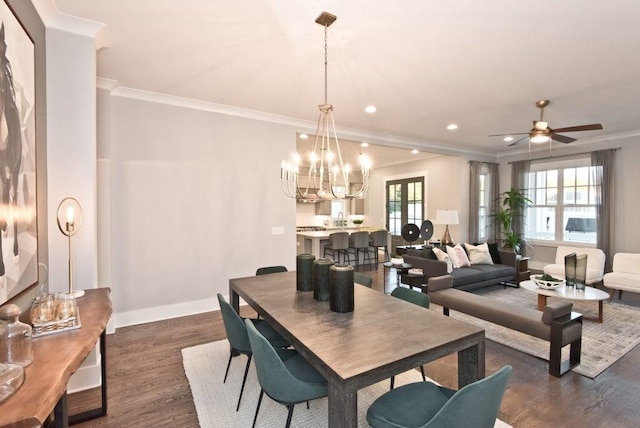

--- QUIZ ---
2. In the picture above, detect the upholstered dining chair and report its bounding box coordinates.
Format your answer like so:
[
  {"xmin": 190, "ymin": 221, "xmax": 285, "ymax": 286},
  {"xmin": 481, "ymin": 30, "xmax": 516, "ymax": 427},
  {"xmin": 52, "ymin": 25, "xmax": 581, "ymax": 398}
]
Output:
[
  {"xmin": 217, "ymin": 294, "xmax": 288, "ymax": 411},
  {"xmin": 389, "ymin": 287, "xmax": 430, "ymax": 389},
  {"xmin": 324, "ymin": 231, "xmax": 352, "ymax": 264},
  {"xmin": 245, "ymin": 319, "xmax": 328, "ymax": 428},
  {"xmin": 354, "ymin": 271, "xmax": 373, "ymax": 288},
  {"xmin": 256, "ymin": 265, "xmax": 288, "ymax": 275},
  {"xmin": 367, "ymin": 365, "xmax": 512, "ymax": 428}
]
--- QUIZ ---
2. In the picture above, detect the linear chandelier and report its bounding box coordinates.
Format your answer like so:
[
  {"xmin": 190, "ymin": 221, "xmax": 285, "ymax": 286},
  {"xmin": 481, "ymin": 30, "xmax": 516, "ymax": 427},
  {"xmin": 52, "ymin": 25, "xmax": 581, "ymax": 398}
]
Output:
[{"xmin": 281, "ymin": 11, "xmax": 371, "ymax": 201}]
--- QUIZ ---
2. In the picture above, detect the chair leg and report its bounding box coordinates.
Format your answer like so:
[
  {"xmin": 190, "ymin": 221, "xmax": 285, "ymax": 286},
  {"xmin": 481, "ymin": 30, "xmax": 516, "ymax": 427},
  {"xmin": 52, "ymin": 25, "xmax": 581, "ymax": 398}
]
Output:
[
  {"xmin": 237, "ymin": 354, "xmax": 252, "ymax": 411},
  {"xmin": 252, "ymin": 389, "xmax": 264, "ymax": 428},
  {"xmin": 285, "ymin": 404, "xmax": 296, "ymax": 428},
  {"xmin": 390, "ymin": 375, "xmax": 395, "ymax": 390},
  {"xmin": 223, "ymin": 351, "xmax": 233, "ymax": 383},
  {"xmin": 420, "ymin": 365, "xmax": 426, "ymax": 381}
]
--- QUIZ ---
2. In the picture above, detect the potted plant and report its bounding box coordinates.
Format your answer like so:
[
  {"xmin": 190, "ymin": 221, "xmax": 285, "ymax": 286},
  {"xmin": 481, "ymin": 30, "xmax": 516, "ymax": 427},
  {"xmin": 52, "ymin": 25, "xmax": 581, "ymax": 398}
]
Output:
[{"xmin": 492, "ymin": 188, "xmax": 532, "ymax": 254}]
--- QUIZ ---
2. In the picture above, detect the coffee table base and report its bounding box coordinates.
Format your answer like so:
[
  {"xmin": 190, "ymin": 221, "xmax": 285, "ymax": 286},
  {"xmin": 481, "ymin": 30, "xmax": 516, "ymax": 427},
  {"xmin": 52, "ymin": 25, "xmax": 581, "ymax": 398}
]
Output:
[{"xmin": 536, "ymin": 294, "xmax": 603, "ymax": 323}]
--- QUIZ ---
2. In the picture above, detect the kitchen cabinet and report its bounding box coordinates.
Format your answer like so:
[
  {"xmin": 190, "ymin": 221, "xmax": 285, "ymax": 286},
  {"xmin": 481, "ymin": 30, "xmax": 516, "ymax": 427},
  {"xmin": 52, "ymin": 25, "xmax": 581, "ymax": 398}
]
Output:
[{"xmin": 315, "ymin": 200, "xmax": 332, "ymax": 215}]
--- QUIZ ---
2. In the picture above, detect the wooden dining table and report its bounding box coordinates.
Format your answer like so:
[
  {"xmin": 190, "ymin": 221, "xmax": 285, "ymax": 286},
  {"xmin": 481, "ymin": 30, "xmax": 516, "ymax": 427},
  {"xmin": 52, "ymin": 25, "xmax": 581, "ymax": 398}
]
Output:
[{"xmin": 229, "ymin": 271, "xmax": 485, "ymax": 427}]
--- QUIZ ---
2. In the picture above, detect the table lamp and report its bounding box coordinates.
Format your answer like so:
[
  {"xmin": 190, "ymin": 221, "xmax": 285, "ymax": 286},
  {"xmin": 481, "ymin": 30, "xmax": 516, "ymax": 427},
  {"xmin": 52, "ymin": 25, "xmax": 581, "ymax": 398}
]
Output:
[
  {"xmin": 435, "ymin": 210, "xmax": 459, "ymax": 246},
  {"xmin": 56, "ymin": 197, "xmax": 84, "ymax": 298}
]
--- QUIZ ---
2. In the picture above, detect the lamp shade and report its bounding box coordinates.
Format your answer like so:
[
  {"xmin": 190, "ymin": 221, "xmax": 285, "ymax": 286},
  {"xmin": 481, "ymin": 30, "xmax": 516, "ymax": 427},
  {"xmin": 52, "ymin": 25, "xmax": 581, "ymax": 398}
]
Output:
[{"xmin": 435, "ymin": 210, "xmax": 459, "ymax": 225}]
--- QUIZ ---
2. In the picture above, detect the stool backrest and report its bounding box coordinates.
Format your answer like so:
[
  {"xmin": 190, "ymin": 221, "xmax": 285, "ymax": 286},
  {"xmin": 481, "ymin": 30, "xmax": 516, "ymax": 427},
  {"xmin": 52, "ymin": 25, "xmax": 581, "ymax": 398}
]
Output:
[
  {"xmin": 329, "ymin": 232, "xmax": 350, "ymax": 250},
  {"xmin": 370, "ymin": 230, "xmax": 388, "ymax": 247},
  {"xmin": 350, "ymin": 231, "xmax": 370, "ymax": 248}
]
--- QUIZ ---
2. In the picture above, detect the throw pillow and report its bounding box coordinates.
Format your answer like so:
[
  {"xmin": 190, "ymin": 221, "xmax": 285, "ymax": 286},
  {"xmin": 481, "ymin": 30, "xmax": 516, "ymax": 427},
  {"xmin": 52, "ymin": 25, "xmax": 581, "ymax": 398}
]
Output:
[
  {"xmin": 447, "ymin": 244, "xmax": 471, "ymax": 268},
  {"xmin": 465, "ymin": 243, "xmax": 494, "ymax": 265},
  {"xmin": 487, "ymin": 242, "xmax": 502, "ymax": 264},
  {"xmin": 432, "ymin": 247, "xmax": 453, "ymax": 273}
]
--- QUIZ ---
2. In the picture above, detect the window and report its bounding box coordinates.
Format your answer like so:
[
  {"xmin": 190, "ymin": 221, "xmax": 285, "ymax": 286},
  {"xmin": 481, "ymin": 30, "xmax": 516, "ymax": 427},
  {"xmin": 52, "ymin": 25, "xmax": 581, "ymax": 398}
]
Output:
[
  {"xmin": 386, "ymin": 177, "xmax": 424, "ymax": 236},
  {"xmin": 477, "ymin": 170, "xmax": 490, "ymax": 242},
  {"xmin": 524, "ymin": 159, "xmax": 600, "ymax": 244}
]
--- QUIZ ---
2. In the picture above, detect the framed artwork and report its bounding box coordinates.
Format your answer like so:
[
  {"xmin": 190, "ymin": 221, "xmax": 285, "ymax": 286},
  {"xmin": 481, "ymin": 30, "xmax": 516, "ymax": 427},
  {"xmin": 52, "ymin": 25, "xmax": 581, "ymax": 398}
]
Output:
[{"xmin": 0, "ymin": 0, "xmax": 37, "ymax": 305}]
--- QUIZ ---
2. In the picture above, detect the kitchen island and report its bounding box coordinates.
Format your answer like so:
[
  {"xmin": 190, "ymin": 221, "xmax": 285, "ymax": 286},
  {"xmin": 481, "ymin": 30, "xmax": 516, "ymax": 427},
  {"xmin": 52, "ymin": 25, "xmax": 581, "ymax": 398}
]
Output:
[{"xmin": 296, "ymin": 228, "xmax": 389, "ymax": 260}]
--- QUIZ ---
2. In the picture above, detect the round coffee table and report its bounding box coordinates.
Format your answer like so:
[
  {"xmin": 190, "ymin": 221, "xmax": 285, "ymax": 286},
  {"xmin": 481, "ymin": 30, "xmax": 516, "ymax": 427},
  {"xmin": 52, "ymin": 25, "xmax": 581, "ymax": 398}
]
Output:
[{"xmin": 520, "ymin": 280, "xmax": 609, "ymax": 322}]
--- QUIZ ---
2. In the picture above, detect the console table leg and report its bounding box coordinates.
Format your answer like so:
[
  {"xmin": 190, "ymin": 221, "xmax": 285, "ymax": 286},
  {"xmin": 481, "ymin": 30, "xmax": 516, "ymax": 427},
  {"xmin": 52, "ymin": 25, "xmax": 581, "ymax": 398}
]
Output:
[
  {"xmin": 69, "ymin": 330, "xmax": 108, "ymax": 425},
  {"xmin": 53, "ymin": 393, "xmax": 69, "ymax": 428}
]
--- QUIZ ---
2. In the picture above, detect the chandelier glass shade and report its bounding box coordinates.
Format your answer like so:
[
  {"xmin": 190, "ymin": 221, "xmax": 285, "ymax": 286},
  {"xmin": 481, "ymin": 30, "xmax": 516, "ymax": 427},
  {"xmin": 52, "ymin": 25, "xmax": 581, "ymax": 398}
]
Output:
[{"xmin": 281, "ymin": 12, "xmax": 371, "ymax": 201}]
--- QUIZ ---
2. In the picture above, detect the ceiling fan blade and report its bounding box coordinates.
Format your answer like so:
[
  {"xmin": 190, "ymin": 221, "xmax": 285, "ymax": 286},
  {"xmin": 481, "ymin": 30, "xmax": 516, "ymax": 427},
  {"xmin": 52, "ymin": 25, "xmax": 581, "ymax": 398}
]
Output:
[
  {"xmin": 508, "ymin": 136, "xmax": 529, "ymax": 147},
  {"xmin": 550, "ymin": 133, "xmax": 576, "ymax": 144},
  {"xmin": 552, "ymin": 124, "xmax": 603, "ymax": 133},
  {"xmin": 488, "ymin": 132, "xmax": 529, "ymax": 137}
]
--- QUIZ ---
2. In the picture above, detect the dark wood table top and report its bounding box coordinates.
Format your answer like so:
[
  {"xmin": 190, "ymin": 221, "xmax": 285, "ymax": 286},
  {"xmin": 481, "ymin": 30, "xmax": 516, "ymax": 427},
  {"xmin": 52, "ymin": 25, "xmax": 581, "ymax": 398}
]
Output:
[
  {"xmin": 229, "ymin": 271, "xmax": 484, "ymax": 395},
  {"xmin": 0, "ymin": 288, "xmax": 112, "ymax": 428}
]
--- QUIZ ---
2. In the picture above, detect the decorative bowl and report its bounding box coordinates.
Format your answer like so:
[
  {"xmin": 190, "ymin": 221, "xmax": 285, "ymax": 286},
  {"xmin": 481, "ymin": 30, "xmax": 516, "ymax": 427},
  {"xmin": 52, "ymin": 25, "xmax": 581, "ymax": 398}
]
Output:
[
  {"xmin": 532, "ymin": 274, "xmax": 565, "ymax": 289},
  {"xmin": 390, "ymin": 257, "xmax": 404, "ymax": 266}
]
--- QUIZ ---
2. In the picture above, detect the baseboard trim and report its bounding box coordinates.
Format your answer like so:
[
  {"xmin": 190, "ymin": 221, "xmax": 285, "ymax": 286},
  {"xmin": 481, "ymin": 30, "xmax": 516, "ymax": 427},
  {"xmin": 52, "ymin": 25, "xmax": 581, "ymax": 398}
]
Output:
[
  {"xmin": 113, "ymin": 296, "xmax": 225, "ymax": 329},
  {"xmin": 68, "ymin": 359, "xmax": 102, "ymax": 393}
]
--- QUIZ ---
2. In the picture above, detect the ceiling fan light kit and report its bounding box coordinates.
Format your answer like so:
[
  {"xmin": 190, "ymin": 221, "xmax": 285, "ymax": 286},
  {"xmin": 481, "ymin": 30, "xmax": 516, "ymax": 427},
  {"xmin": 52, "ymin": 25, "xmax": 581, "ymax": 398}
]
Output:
[{"xmin": 489, "ymin": 99, "xmax": 603, "ymax": 153}]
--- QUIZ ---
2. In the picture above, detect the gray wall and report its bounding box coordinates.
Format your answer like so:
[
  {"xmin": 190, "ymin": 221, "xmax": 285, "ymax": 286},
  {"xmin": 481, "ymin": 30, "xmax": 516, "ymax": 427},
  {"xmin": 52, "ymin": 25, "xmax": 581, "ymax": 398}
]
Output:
[{"xmin": 98, "ymin": 88, "xmax": 299, "ymax": 325}]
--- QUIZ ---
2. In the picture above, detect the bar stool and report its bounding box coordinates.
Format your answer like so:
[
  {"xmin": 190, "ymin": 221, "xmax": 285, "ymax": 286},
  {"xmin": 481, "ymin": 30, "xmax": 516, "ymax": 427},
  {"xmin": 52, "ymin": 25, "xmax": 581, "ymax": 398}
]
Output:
[
  {"xmin": 349, "ymin": 231, "xmax": 375, "ymax": 269},
  {"xmin": 324, "ymin": 232, "xmax": 352, "ymax": 264},
  {"xmin": 369, "ymin": 230, "xmax": 390, "ymax": 266}
]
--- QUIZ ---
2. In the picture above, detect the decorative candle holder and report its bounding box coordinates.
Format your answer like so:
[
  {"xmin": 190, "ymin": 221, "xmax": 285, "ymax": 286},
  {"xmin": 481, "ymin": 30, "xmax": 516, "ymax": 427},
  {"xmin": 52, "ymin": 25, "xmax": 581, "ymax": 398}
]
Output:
[
  {"xmin": 296, "ymin": 254, "xmax": 315, "ymax": 291},
  {"xmin": 313, "ymin": 258, "xmax": 335, "ymax": 301},
  {"xmin": 329, "ymin": 264, "xmax": 354, "ymax": 313}
]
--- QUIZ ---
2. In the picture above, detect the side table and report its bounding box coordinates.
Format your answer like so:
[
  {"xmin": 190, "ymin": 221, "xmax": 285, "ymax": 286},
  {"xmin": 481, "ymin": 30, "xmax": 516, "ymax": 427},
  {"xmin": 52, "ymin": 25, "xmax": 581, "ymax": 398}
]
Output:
[
  {"xmin": 503, "ymin": 256, "xmax": 530, "ymax": 288},
  {"xmin": 382, "ymin": 262, "xmax": 413, "ymax": 293}
]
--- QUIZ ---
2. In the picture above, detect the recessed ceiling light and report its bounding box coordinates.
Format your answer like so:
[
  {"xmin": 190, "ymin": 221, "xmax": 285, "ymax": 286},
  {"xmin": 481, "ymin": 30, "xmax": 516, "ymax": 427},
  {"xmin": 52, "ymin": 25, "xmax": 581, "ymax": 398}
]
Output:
[
  {"xmin": 503, "ymin": 136, "xmax": 514, "ymax": 142},
  {"xmin": 299, "ymin": 133, "xmax": 308, "ymax": 139},
  {"xmin": 446, "ymin": 124, "xmax": 458, "ymax": 130},
  {"xmin": 411, "ymin": 149, "xmax": 419, "ymax": 154},
  {"xmin": 365, "ymin": 105, "xmax": 377, "ymax": 114},
  {"xmin": 361, "ymin": 142, "xmax": 369, "ymax": 147}
]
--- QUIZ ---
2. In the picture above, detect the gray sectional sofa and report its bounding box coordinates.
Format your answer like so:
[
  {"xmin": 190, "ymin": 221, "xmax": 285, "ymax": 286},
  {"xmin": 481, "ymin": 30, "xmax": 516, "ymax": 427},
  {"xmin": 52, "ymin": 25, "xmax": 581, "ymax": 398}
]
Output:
[{"xmin": 400, "ymin": 244, "xmax": 517, "ymax": 291}]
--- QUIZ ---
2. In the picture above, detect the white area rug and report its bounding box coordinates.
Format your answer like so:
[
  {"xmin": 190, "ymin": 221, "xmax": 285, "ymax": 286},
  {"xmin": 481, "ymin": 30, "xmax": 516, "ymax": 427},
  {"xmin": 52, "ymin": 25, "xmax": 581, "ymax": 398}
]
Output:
[
  {"xmin": 442, "ymin": 286, "xmax": 640, "ymax": 378},
  {"xmin": 182, "ymin": 339, "xmax": 511, "ymax": 427}
]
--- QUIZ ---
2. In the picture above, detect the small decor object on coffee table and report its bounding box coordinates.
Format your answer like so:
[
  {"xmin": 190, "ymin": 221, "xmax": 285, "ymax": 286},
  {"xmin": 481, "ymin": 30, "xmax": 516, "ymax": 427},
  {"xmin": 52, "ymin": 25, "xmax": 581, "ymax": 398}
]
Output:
[{"xmin": 532, "ymin": 274, "xmax": 565, "ymax": 289}]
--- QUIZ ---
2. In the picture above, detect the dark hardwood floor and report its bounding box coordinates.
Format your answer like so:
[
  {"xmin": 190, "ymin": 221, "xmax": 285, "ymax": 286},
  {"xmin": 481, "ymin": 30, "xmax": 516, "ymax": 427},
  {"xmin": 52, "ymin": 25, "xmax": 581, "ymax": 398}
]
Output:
[{"xmin": 69, "ymin": 267, "xmax": 640, "ymax": 427}]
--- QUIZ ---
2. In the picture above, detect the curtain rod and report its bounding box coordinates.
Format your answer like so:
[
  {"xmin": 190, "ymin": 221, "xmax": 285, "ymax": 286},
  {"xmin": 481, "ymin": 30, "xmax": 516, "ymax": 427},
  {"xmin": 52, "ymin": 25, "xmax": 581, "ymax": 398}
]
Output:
[{"xmin": 506, "ymin": 147, "xmax": 621, "ymax": 164}]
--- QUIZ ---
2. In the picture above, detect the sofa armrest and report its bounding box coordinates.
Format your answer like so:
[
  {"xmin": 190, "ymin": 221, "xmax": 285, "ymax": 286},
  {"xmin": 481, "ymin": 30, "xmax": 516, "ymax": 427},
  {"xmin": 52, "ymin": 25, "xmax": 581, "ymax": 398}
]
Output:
[
  {"xmin": 498, "ymin": 249, "xmax": 518, "ymax": 268},
  {"xmin": 402, "ymin": 255, "xmax": 448, "ymax": 279}
]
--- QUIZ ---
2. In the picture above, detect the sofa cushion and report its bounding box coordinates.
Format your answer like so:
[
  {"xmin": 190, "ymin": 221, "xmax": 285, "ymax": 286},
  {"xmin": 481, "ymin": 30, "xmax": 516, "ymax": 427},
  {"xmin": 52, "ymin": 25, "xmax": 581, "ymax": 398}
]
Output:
[
  {"xmin": 487, "ymin": 243, "xmax": 502, "ymax": 264},
  {"xmin": 468, "ymin": 264, "xmax": 516, "ymax": 281},
  {"xmin": 447, "ymin": 244, "xmax": 471, "ymax": 268},
  {"xmin": 432, "ymin": 247, "xmax": 453, "ymax": 273},
  {"xmin": 464, "ymin": 243, "xmax": 494, "ymax": 265},
  {"xmin": 449, "ymin": 267, "xmax": 485, "ymax": 286}
]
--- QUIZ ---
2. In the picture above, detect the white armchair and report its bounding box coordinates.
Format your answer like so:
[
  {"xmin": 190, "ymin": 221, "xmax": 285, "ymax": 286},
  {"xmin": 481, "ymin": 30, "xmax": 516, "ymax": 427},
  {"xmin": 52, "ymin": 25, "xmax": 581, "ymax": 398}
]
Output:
[
  {"xmin": 543, "ymin": 246, "xmax": 606, "ymax": 286},
  {"xmin": 603, "ymin": 253, "xmax": 640, "ymax": 301}
]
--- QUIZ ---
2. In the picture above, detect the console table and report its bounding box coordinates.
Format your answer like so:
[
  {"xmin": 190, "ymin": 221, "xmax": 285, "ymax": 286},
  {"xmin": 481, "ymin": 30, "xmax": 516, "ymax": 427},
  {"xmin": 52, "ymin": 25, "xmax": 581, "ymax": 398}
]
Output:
[{"xmin": 0, "ymin": 288, "xmax": 112, "ymax": 428}]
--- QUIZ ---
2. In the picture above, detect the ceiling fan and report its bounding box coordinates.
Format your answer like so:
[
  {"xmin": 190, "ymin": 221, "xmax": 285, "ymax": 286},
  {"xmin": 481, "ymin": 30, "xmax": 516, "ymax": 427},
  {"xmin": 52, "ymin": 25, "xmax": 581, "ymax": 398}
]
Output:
[{"xmin": 490, "ymin": 100, "xmax": 603, "ymax": 147}]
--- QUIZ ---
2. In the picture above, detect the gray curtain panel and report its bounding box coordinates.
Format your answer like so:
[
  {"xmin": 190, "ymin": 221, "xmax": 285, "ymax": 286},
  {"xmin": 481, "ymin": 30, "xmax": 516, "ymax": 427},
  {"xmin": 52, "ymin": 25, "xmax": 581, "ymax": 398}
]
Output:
[
  {"xmin": 468, "ymin": 161, "xmax": 500, "ymax": 243},
  {"xmin": 591, "ymin": 149, "xmax": 616, "ymax": 272}
]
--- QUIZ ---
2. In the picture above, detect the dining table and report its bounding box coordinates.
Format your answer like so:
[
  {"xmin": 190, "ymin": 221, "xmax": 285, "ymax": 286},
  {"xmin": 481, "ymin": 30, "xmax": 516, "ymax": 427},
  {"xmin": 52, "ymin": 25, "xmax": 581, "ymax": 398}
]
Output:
[{"xmin": 229, "ymin": 271, "xmax": 485, "ymax": 427}]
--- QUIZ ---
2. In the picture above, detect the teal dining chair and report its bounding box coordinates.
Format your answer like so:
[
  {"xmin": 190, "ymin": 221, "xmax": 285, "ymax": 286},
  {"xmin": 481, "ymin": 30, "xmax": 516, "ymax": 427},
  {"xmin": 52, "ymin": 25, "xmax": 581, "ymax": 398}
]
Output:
[
  {"xmin": 389, "ymin": 287, "xmax": 430, "ymax": 389},
  {"xmin": 354, "ymin": 271, "xmax": 373, "ymax": 288},
  {"xmin": 245, "ymin": 319, "xmax": 328, "ymax": 428},
  {"xmin": 367, "ymin": 365, "xmax": 512, "ymax": 428},
  {"xmin": 217, "ymin": 294, "xmax": 288, "ymax": 411}
]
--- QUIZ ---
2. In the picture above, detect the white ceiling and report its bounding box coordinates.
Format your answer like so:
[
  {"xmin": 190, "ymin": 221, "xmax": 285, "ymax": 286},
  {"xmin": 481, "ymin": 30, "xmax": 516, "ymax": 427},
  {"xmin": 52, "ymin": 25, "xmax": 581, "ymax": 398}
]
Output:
[{"xmin": 53, "ymin": 0, "xmax": 640, "ymax": 158}]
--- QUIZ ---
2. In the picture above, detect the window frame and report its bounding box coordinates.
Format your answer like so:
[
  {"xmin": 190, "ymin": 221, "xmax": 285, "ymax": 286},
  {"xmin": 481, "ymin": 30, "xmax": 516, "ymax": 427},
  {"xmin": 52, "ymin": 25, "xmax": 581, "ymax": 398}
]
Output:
[{"xmin": 524, "ymin": 157, "xmax": 599, "ymax": 246}]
